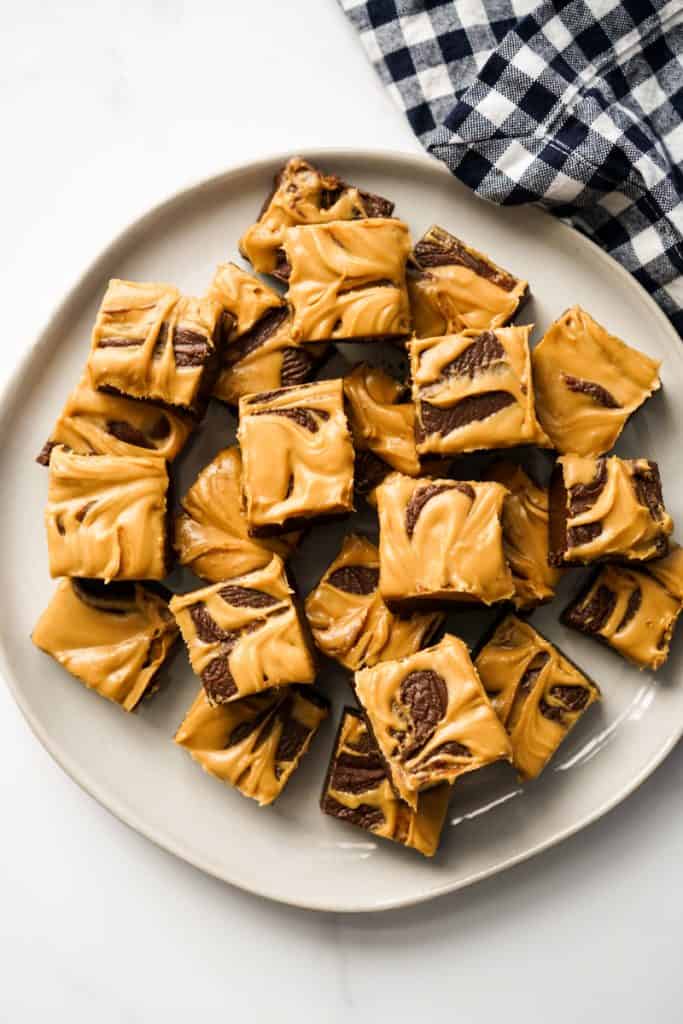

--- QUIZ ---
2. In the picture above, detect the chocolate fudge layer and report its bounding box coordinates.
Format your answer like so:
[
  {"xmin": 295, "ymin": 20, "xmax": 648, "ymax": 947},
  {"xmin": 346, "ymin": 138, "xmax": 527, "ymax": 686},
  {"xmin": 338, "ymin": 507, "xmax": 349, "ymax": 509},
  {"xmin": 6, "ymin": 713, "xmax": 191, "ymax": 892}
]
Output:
[
  {"xmin": 174, "ymin": 447, "xmax": 299, "ymax": 583},
  {"xmin": 485, "ymin": 461, "xmax": 561, "ymax": 610},
  {"xmin": 208, "ymin": 262, "xmax": 327, "ymax": 405},
  {"xmin": 532, "ymin": 306, "xmax": 661, "ymax": 456},
  {"xmin": 321, "ymin": 708, "xmax": 450, "ymax": 856},
  {"xmin": 475, "ymin": 615, "xmax": 600, "ymax": 781},
  {"xmin": 45, "ymin": 446, "xmax": 170, "ymax": 581},
  {"xmin": 32, "ymin": 579, "xmax": 178, "ymax": 711},
  {"xmin": 563, "ymin": 544, "xmax": 683, "ymax": 670},
  {"xmin": 36, "ymin": 372, "xmax": 194, "ymax": 465},
  {"xmin": 170, "ymin": 555, "xmax": 316, "ymax": 705},
  {"xmin": 343, "ymin": 364, "xmax": 421, "ymax": 492},
  {"xmin": 284, "ymin": 218, "xmax": 412, "ymax": 344},
  {"xmin": 410, "ymin": 326, "xmax": 551, "ymax": 456},
  {"xmin": 376, "ymin": 473, "xmax": 514, "ymax": 608},
  {"xmin": 354, "ymin": 635, "xmax": 512, "ymax": 808},
  {"xmin": 238, "ymin": 379, "xmax": 354, "ymax": 535},
  {"xmin": 305, "ymin": 534, "xmax": 443, "ymax": 671},
  {"xmin": 239, "ymin": 156, "xmax": 394, "ymax": 279},
  {"xmin": 176, "ymin": 685, "xmax": 329, "ymax": 806},
  {"xmin": 87, "ymin": 279, "xmax": 225, "ymax": 416},
  {"xmin": 408, "ymin": 224, "xmax": 528, "ymax": 338},
  {"xmin": 549, "ymin": 455, "xmax": 673, "ymax": 567}
]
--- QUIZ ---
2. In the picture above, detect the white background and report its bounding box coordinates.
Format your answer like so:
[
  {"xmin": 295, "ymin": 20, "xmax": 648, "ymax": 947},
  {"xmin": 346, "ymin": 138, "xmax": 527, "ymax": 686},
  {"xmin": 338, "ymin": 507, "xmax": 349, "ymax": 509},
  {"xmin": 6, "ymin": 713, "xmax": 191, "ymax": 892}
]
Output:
[{"xmin": 2, "ymin": 2, "xmax": 682, "ymax": 1019}]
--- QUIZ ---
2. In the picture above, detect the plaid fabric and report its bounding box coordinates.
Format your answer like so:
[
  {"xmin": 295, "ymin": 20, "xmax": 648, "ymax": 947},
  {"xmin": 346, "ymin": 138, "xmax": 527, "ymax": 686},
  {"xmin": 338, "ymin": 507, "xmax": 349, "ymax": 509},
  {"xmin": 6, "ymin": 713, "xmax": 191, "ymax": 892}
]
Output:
[{"xmin": 339, "ymin": 0, "xmax": 683, "ymax": 334}]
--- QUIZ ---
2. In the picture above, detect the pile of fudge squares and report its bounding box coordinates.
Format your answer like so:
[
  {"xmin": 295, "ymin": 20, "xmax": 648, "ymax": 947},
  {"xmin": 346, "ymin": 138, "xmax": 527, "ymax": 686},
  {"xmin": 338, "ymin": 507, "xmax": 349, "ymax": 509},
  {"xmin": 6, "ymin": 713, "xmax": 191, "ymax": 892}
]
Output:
[{"xmin": 32, "ymin": 157, "xmax": 683, "ymax": 858}]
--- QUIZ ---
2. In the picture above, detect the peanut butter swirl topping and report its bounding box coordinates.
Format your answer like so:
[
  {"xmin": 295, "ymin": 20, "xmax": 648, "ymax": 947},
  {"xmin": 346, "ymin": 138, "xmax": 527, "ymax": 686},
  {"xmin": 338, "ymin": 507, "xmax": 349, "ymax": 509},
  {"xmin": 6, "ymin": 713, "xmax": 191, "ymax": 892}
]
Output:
[
  {"xmin": 322, "ymin": 709, "xmax": 450, "ymax": 856},
  {"xmin": 343, "ymin": 363, "xmax": 421, "ymax": 477},
  {"xmin": 354, "ymin": 635, "xmax": 512, "ymax": 808},
  {"xmin": 532, "ymin": 306, "xmax": 661, "ymax": 456},
  {"xmin": 32, "ymin": 579, "xmax": 178, "ymax": 711},
  {"xmin": 475, "ymin": 615, "xmax": 600, "ymax": 781},
  {"xmin": 176, "ymin": 685, "xmax": 328, "ymax": 806},
  {"xmin": 305, "ymin": 534, "xmax": 443, "ymax": 671}
]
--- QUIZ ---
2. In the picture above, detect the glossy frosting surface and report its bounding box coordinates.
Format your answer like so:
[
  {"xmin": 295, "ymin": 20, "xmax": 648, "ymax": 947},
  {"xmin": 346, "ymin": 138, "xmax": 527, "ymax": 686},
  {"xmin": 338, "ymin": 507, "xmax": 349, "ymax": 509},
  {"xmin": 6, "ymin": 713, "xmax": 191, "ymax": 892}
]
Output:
[{"xmin": 343, "ymin": 363, "xmax": 421, "ymax": 477}]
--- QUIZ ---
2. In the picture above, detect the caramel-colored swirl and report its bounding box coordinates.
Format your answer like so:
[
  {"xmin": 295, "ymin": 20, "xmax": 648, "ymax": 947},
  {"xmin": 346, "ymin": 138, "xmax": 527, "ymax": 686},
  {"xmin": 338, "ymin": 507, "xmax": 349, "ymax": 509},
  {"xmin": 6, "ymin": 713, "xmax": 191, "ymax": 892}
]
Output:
[
  {"xmin": 174, "ymin": 447, "xmax": 299, "ymax": 582},
  {"xmin": 38, "ymin": 371, "xmax": 193, "ymax": 464},
  {"xmin": 376, "ymin": 473, "xmax": 514, "ymax": 606},
  {"xmin": 32, "ymin": 579, "xmax": 178, "ymax": 711},
  {"xmin": 354, "ymin": 635, "xmax": 512, "ymax": 807},
  {"xmin": 238, "ymin": 379, "xmax": 355, "ymax": 532},
  {"xmin": 208, "ymin": 261, "xmax": 284, "ymax": 336},
  {"xmin": 475, "ymin": 615, "xmax": 600, "ymax": 780},
  {"xmin": 532, "ymin": 306, "xmax": 661, "ymax": 456},
  {"xmin": 486, "ymin": 461, "xmax": 561, "ymax": 609},
  {"xmin": 88, "ymin": 279, "xmax": 222, "ymax": 410},
  {"xmin": 410, "ymin": 326, "xmax": 550, "ymax": 455},
  {"xmin": 343, "ymin": 363, "xmax": 421, "ymax": 477},
  {"xmin": 175, "ymin": 685, "xmax": 328, "ymax": 806},
  {"xmin": 170, "ymin": 555, "xmax": 316, "ymax": 703},
  {"xmin": 305, "ymin": 534, "xmax": 442, "ymax": 671},
  {"xmin": 45, "ymin": 446, "xmax": 169, "ymax": 581},
  {"xmin": 322, "ymin": 710, "xmax": 450, "ymax": 856},
  {"xmin": 284, "ymin": 219, "xmax": 412, "ymax": 342}
]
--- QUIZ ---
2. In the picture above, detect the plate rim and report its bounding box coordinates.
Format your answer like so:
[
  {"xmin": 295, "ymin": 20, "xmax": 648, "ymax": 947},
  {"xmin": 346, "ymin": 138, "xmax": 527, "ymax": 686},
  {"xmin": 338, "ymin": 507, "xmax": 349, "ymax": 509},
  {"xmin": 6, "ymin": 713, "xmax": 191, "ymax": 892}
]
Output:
[{"xmin": 2, "ymin": 146, "xmax": 682, "ymax": 914}]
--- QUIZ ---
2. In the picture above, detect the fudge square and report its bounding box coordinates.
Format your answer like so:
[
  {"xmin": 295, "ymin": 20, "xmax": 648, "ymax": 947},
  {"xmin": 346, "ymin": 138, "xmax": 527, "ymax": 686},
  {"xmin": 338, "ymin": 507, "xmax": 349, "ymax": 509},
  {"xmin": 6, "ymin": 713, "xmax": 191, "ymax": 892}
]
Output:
[
  {"xmin": 485, "ymin": 461, "xmax": 562, "ymax": 610},
  {"xmin": 239, "ymin": 155, "xmax": 394, "ymax": 279},
  {"xmin": 87, "ymin": 279, "xmax": 225, "ymax": 417},
  {"xmin": 376, "ymin": 473, "xmax": 514, "ymax": 609},
  {"xmin": 36, "ymin": 371, "xmax": 194, "ymax": 465},
  {"xmin": 174, "ymin": 446, "xmax": 299, "ymax": 583},
  {"xmin": 284, "ymin": 218, "xmax": 412, "ymax": 344},
  {"xmin": 549, "ymin": 455, "xmax": 673, "ymax": 567},
  {"xmin": 32, "ymin": 579, "xmax": 178, "ymax": 712},
  {"xmin": 169, "ymin": 555, "xmax": 316, "ymax": 705},
  {"xmin": 475, "ymin": 615, "xmax": 600, "ymax": 781},
  {"xmin": 45, "ymin": 446, "xmax": 170, "ymax": 581},
  {"xmin": 305, "ymin": 534, "xmax": 443, "ymax": 672},
  {"xmin": 175, "ymin": 685, "xmax": 329, "ymax": 806},
  {"xmin": 532, "ymin": 306, "xmax": 661, "ymax": 456},
  {"xmin": 321, "ymin": 707, "xmax": 450, "ymax": 857},
  {"xmin": 354, "ymin": 635, "xmax": 512, "ymax": 808},
  {"xmin": 408, "ymin": 224, "xmax": 528, "ymax": 338},
  {"xmin": 207, "ymin": 262, "xmax": 327, "ymax": 405},
  {"xmin": 238, "ymin": 378, "xmax": 355, "ymax": 535},
  {"xmin": 410, "ymin": 326, "xmax": 551, "ymax": 456},
  {"xmin": 562, "ymin": 544, "xmax": 683, "ymax": 670}
]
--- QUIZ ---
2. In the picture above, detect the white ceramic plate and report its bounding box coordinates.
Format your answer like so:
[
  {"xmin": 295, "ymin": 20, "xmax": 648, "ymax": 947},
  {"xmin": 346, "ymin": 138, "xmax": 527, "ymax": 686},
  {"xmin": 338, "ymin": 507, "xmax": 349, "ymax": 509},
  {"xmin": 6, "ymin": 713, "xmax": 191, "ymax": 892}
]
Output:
[{"xmin": 2, "ymin": 150, "xmax": 683, "ymax": 913}]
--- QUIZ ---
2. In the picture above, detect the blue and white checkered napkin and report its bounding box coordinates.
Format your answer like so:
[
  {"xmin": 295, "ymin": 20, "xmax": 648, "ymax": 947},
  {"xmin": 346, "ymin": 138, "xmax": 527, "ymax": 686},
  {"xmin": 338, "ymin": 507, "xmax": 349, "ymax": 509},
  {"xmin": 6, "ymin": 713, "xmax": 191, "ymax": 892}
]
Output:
[{"xmin": 339, "ymin": 0, "xmax": 683, "ymax": 334}]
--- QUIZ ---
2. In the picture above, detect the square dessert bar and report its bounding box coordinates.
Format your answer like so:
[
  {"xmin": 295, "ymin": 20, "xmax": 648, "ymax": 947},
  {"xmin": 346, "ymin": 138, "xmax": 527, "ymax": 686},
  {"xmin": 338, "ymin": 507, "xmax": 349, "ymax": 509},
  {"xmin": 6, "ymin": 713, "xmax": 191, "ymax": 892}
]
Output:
[
  {"xmin": 485, "ymin": 461, "xmax": 562, "ymax": 610},
  {"xmin": 376, "ymin": 473, "xmax": 514, "ymax": 609},
  {"xmin": 354, "ymin": 635, "xmax": 512, "ymax": 808},
  {"xmin": 175, "ymin": 685, "xmax": 329, "ymax": 806},
  {"xmin": 343, "ymin": 363, "xmax": 421, "ymax": 495},
  {"xmin": 408, "ymin": 224, "xmax": 528, "ymax": 338},
  {"xmin": 239, "ymin": 155, "xmax": 394, "ymax": 279},
  {"xmin": 305, "ymin": 534, "xmax": 443, "ymax": 672},
  {"xmin": 562, "ymin": 544, "xmax": 683, "ymax": 670},
  {"xmin": 410, "ymin": 326, "xmax": 551, "ymax": 456},
  {"xmin": 532, "ymin": 306, "xmax": 661, "ymax": 456},
  {"xmin": 475, "ymin": 615, "xmax": 600, "ymax": 781},
  {"xmin": 87, "ymin": 279, "xmax": 225, "ymax": 417},
  {"xmin": 549, "ymin": 455, "xmax": 673, "ymax": 567},
  {"xmin": 45, "ymin": 446, "xmax": 170, "ymax": 581},
  {"xmin": 169, "ymin": 555, "xmax": 316, "ymax": 705},
  {"xmin": 321, "ymin": 708, "xmax": 450, "ymax": 857},
  {"xmin": 36, "ymin": 371, "xmax": 194, "ymax": 465},
  {"xmin": 174, "ymin": 446, "xmax": 299, "ymax": 583},
  {"xmin": 207, "ymin": 262, "xmax": 327, "ymax": 405},
  {"xmin": 238, "ymin": 378, "xmax": 355, "ymax": 535},
  {"xmin": 284, "ymin": 218, "xmax": 412, "ymax": 344},
  {"xmin": 32, "ymin": 579, "xmax": 178, "ymax": 711}
]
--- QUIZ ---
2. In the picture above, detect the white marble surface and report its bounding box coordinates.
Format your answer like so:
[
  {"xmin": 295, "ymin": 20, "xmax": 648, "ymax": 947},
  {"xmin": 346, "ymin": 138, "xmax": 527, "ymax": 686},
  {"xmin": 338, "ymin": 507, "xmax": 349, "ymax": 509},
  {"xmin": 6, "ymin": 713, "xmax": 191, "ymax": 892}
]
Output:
[{"xmin": 2, "ymin": 2, "xmax": 682, "ymax": 1019}]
